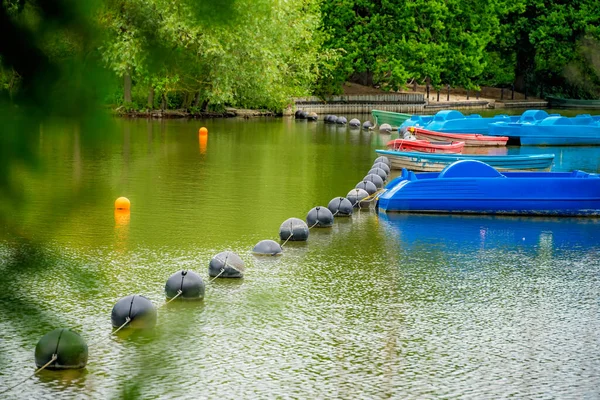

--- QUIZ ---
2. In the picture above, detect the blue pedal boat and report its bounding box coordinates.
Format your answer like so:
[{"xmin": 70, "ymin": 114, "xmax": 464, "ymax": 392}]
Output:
[
  {"xmin": 377, "ymin": 160, "xmax": 600, "ymax": 216},
  {"xmin": 489, "ymin": 111, "xmax": 600, "ymax": 146},
  {"xmin": 399, "ymin": 110, "xmax": 520, "ymax": 135},
  {"xmin": 375, "ymin": 149, "xmax": 555, "ymax": 172}
]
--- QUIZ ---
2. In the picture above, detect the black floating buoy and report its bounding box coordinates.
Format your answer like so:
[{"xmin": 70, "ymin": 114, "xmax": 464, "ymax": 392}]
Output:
[
  {"xmin": 355, "ymin": 180, "xmax": 377, "ymax": 195},
  {"xmin": 327, "ymin": 197, "xmax": 353, "ymax": 217},
  {"xmin": 335, "ymin": 116, "xmax": 347, "ymax": 125},
  {"xmin": 363, "ymin": 120, "xmax": 374, "ymax": 129},
  {"xmin": 279, "ymin": 217, "xmax": 309, "ymax": 241},
  {"xmin": 379, "ymin": 123, "xmax": 392, "ymax": 132},
  {"xmin": 209, "ymin": 251, "xmax": 245, "ymax": 278},
  {"xmin": 35, "ymin": 328, "xmax": 88, "ymax": 370},
  {"xmin": 165, "ymin": 270, "xmax": 205, "ymax": 300},
  {"xmin": 372, "ymin": 162, "xmax": 391, "ymax": 175},
  {"xmin": 307, "ymin": 112, "xmax": 318, "ymax": 121},
  {"xmin": 295, "ymin": 110, "xmax": 307, "ymax": 119},
  {"xmin": 306, "ymin": 206, "xmax": 334, "ymax": 228},
  {"xmin": 111, "ymin": 295, "xmax": 157, "ymax": 329},
  {"xmin": 374, "ymin": 156, "xmax": 391, "ymax": 167},
  {"xmin": 253, "ymin": 239, "xmax": 283, "ymax": 256},
  {"xmin": 347, "ymin": 188, "xmax": 370, "ymax": 208},
  {"xmin": 349, "ymin": 118, "xmax": 361, "ymax": 128},
  {"xmin": 364, "ymin": 173, "xmax": 384, "ymax": 189},
  {"xmin": 368, "ymin": 167, "xmax": 388, "ymax": 181},
  {"xmin": 325, "ymin": 115, "xmax": 337, "ymax": 123}
]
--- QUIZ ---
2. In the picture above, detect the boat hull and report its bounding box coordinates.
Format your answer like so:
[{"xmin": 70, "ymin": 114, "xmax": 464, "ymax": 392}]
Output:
[
  {"xmin": 412, "ymin": 127, "xmax": 508, "ymax": 146},
  {"xmin": 375, "ymin": 150, "xmax": 554, "ymax": 172},
  {"xmin": 547, "ymin": 95, "xmax": 600, "ymax": 109},
  {"xmin": 386, "ymin": 139, "xmax": 464, "ymax": 154},
  {"xmin": 377, "ymin": 162, "xmax": 600, "ymax": 216},
  {"xmin": 371, "ymin": 110, "xmax": 412, "ymax": 128}
]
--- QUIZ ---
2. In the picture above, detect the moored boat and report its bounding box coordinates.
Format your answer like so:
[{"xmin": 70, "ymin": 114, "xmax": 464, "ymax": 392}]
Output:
[
  {"xmin": 547, "ymin": 95, "xmax": 600, "ymax": 109},
  {"xmin": 386, "ymin": 138, "xmax": 464, "ymax": 154},
  {"xmin": 410, "ymin": 127, "xmax": 509, "ymax": 146},
  {"xmin": 371, "ymin": 110, "xmax": 412, "ymax": 128},
  {"xmin": 399, "ymin": 110, "xmax": 519, "ymax": 134},
  {"xmin": 489, "ymin": 114, "xmax": 600, "ymax": 146},
  {"xmin": 377, "ymin": 160, "xmax": 600, "ymax": 216},
  {"xmin": 375, "ymin": 149, "xmax": 554, "ymax": 172}
]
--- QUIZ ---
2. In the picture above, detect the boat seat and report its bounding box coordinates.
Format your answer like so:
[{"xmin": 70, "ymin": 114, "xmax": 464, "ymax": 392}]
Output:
[{"xmin": 438, "ymin": 160, "xmax": 505, "ymax": 179}]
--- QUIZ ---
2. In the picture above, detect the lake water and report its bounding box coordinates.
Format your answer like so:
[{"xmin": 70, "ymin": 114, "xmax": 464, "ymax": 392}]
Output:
[{"xmin": 1, "ymin": 112, "xmax": 599, "ymax": 399}]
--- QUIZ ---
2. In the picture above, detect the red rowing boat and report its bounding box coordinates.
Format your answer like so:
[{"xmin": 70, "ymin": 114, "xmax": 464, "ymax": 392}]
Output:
[
  {"xmin": 386, "ymin": 139, "xmax": 465, "ymax": 154},
  {"xmin": 409, "ymin": 127, "xmax": 508, "ymax": 146}
]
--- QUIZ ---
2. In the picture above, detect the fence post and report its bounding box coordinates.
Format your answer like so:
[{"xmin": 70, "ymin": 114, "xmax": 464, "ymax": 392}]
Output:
[
  {"xmin": 437, "ymin": 89, "xmax": 440, "ymax": 102},
  {"xmin": 446, "ymin": 84, "xmax": 450, "ymax": 101},
  {"xmin": 426, "ymin": 84, "xmax": 430, "ymax": 99},
  {"xmin": 476, "ymin": 90, "xmax": 480, "ymax": 100},
  {"xmin": 511, "ymin": 84, "xmax": 515, "ymax": 100},
  {"xmin": 500, "ymin": 87, "xmax": 504, "ymax": 100},
  {"xmin": 413, "ymin": 80, "xmax": 417, "ymax": 92}
]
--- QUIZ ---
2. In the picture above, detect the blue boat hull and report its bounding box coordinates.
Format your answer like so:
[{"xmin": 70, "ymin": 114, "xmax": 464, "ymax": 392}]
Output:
[
  {"xmin": 377, "ymin": 161, "xmax": 600, "ymax": 216},
  {"xmin": 489, "ymin": 113, "xmax": 600, "ymax": 146},
  {"xmin": 375, "ymin": 149, "xmax": 555, "ymax": 172},
  {"xmin": 399, "ymin": 110, "xmax": 519, "ymax": 135}
]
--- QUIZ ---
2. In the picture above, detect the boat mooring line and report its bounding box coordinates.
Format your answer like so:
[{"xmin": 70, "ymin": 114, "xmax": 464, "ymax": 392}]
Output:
[
  {"xmin": 0, "ymin": 354, "xmax": 57, "ymax": 395},
  {"xmin": 207, "ymin": 267, "xmax": 225, "ymax": 283},
  {"xmin": 280, "ymin": 232, "xmax": 294, "ymax": 247}
]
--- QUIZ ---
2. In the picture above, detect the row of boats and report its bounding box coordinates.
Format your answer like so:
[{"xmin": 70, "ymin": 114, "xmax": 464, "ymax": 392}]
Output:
[
  {"xmin": 371, "ymin": 108, "xmax": 600, "ymax": 216},
  {"xmin": 371, "ymin": 108, "xmax": 600, "ymax": 173}
]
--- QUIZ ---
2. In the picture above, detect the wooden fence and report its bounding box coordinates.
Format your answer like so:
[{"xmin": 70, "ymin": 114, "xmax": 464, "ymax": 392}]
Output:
[{"xmin": 294, "ymin": 93, "xmax": 426, "ymax": 114}]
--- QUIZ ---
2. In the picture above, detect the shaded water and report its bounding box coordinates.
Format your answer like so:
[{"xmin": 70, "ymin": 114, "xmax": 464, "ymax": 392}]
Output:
[{"xmin": 1, "ymin": 114, "xmax": 599, "ymax": 399}]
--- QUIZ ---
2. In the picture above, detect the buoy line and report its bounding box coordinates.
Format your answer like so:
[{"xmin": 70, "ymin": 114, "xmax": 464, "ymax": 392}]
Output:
[{"xmin": 1, "ymin": 145, "xmax": 392, "ymax": 395}]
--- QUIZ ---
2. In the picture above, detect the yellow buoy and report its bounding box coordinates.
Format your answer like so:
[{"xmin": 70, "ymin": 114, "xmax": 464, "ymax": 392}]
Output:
[
  {"xmin": 199, "ymin": 127, "xmax": 208, "ymax": 136},
  {"xmin": 114, "ymin": 197, "xmax": 131, "ymax": 210}
]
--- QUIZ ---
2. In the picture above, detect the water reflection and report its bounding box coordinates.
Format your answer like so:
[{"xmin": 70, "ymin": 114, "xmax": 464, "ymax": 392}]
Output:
[{"xmin": 379, "ymin": 213, "xmax": 600, "ymax": 251}]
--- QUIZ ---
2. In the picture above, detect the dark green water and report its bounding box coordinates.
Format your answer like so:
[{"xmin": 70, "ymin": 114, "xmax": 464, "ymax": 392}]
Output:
[{"xmin": 1, "ymin": 115, "xmax": 599, "ymax": 398}]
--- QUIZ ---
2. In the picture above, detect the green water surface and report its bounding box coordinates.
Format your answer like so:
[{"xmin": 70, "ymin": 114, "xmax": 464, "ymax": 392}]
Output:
[{"xmin": 1, "ymin": 115, "xmax": 599, "ymax": 399}]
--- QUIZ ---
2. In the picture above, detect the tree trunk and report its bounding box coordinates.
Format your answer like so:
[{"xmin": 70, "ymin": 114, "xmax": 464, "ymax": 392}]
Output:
[
  {"xmin": 124, "ymin": 70, "xmax": 132, "ymax": 103},
  {"xmin": 200, "ymin": 99, "xmax": 209, "ymax": 112},
  {"xmin": 193, "ymin": 92, "xmax": 200, "ymax": 107},
  {"xmin": 147, "ymin": 87, "xmax": 154, "ymax": 109},
  {"xmin": 182, "ymin": 92, "xmax": 192, "ymax": 109},
  {"xmin": 161, "ymin": 92, "xmax": 167, "ymax": 110}
]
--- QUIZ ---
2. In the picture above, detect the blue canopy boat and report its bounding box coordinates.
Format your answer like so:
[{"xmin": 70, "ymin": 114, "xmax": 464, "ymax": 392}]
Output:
[
  {"xmin": 489, "ymin": 111, "xmax": 600, "ymax": 146},
  {"xmin": 377, "ymin": 160, "xmax": 600, "ymax": 216},
  {"xmin": 375, "ymin": 149, "xmax": 555, "ymax": 172},
  {"xmin": 399, "ymin": 110, "xmax": 520, "ymax": 135}
]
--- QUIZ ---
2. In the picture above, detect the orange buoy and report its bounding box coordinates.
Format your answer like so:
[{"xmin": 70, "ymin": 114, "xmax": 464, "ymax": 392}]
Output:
[
  {"xmin": 199, "ymin": 127, "xmax": 208, "ymax": 136},
  {"xmin": 199, "ymin": 134, "xmax": 207, "ymax": 154},
  {"xmin": 115, "ymin": 197, "xmax": 131, "ymax": 210}
]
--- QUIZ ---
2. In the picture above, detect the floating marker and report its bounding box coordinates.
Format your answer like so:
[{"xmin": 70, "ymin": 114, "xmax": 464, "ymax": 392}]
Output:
[
  {"xmin": 363, "ymin": 121, "xmax": 374, "ymax": 129},
  {"xmin": 306, "ymin": 206, "xmax": 334, "ymax": 228},
  {"xmin": 347, "ymin": 188, "xmax": 370, "ymax": 208},
  {"xmin": 327, "ymin": 197, "xmax": 353, "ymax": 217},
  {"xmin": 279, "ymin": 217, "xmax": 309, "ymax": 241},
  {"xmin": 368, "ymin": 167, "xmax": 388, "ymax": 181},
  {"xmin": 374, "ymin": 156, "xmax": 391, "ymax": 167},
  {"xmin": 364, "ymin": 173, "xmax": 384, "ymax": 189},
  {"xmin": 114, "ymin": 197, "xmax": 130, "ymax": 210},
  {"xmin": 372, "ymin": 162, "xmax": 390, "ymax": 174},
  {"xmin": 199, "ymin": 127, "xmax": 208, "ymax": 136},
  {"xmin": 35, "ymin": 329, "xmax": 88, "ymax": 370},
  {"xmin": 253, "ymin": 240, "xmax": 283, "ymax": 256},
  {"xmin": 349, "ymin": 118, "xmax": 361, "ymax": 127},
  {"xmin": 307, "ymin": 112, "xmax": 318, "ymax": 121},
  {"xmin": 209, "ymin": 251, "xmax": 245, "ymax": 278},
  {"xmin": 355, "ymin": 180, "xmax": 377, "ymax": 195},
  {"xmin": 335, "ymin": 116, "xmax": 347, "ymax": 125},
  {"xmin": 165, "ymin": 270, "xmax": 205, "ymax": 300},
  {"xmin": 379, "ymin": 123, "xmax": 392, "ymax": 132},
  {"xmin": 111, "ymin": 295, "xmax": 157, "ymax": 330}
]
